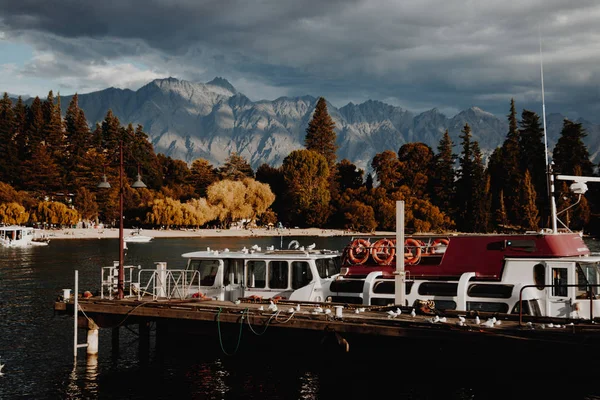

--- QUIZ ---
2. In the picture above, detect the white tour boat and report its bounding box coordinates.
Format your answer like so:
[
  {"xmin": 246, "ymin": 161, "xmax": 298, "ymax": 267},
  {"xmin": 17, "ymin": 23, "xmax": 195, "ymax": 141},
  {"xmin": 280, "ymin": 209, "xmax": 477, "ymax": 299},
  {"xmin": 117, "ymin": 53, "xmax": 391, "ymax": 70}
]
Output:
[
  {"xmin": 101, "ymin": 241, "xmax": 341, "ymax": 302},
  {"xmin": 0, "ymin": 226, "xmax": 49, "ymax": 247}
]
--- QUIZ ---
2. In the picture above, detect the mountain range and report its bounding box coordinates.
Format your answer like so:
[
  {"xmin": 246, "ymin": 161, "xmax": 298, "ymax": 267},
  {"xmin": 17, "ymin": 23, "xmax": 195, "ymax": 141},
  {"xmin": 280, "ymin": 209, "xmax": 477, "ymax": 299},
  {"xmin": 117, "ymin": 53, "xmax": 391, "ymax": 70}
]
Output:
[{"xmin": 19, "ymin": 77, "xmax": 600, "ymax": 173}]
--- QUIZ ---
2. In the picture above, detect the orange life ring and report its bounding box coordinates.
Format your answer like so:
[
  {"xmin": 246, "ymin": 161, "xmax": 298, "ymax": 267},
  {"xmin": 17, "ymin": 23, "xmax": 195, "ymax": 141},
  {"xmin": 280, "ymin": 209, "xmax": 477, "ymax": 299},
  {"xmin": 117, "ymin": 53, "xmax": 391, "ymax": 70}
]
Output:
[
  {"xmin": 428, "ymin": 238, "xmax": 449, "ymax": 254},
  {"xmin": 347, "ymin": 238, "xmax": 371, "ymax": 264},
  {"xmin": 371, "ymin": 238, "xmax": 396, "ymax": 264},
  {"xmin": 404, "ymin": 238, "xmax": 422, "ymax": 265}
]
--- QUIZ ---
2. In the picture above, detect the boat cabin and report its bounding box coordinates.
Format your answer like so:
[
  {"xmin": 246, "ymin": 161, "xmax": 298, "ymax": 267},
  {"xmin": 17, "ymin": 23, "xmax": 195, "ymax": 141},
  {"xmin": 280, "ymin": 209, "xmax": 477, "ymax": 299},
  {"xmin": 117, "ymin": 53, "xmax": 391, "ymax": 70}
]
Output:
[
  {"xmin": 181, "ymin": 246, "xmax": 341, "ymax": 302},
  {"xmin": 331, "ymin": 233, "xmax": 600, "ymax": 319},
  {"xmin": 0, "ymin": 226, "xmax": 35, "ymax": 247}
]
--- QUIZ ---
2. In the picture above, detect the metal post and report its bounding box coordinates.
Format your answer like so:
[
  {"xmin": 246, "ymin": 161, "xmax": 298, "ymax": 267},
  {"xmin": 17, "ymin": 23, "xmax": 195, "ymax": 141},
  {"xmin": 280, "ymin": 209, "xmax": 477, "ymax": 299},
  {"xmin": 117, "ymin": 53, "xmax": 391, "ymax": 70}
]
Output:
[
  {"xmin": 549, "ymin": 164, "xmax": 558, "ymax": 234},
  {"xmin": 118, "ymin": 140, "xmax": 125, "ymax": 299},
  {"xmin": 394, "ymin": 201, "xmax": 405, "ymax": 305},
  {"xmin": 74, "ymin": 270, "xmax": 78, "ymax": 358}
]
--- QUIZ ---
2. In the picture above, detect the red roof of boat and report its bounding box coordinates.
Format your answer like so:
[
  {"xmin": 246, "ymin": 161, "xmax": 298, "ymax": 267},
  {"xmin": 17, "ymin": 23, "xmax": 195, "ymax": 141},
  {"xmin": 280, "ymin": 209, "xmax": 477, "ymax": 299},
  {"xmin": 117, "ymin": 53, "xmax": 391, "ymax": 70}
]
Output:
[{"xmin": 341, "ymin": 233, "xmax": 590, "ymax": 280}]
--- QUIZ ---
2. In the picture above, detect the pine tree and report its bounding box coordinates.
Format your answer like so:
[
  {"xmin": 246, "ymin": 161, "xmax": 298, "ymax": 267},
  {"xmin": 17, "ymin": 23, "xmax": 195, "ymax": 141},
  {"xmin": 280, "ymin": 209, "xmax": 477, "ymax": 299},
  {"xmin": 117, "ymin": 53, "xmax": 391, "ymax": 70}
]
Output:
[
  {"xmin": 455, "ymin": 123, "xmax": 474, "ymax": 232},
  {"xmin": 429, "ymin": 130, "xmax": 456, "ymax": 217},
  {"xmin": 190, "ymin": 158, "xmax": 218, "ymax": 198},
  {"xmin": 552, "ymin": 119, "xmax": 594, "ymax": 176},
  {"xmin": 521, "ymin": 170, "xmax": 540, "ymax": 231},
  {"xmin": 518, "ymin": 109, "xmax": 548, "ymax": 226},
  {"xmin": 24, "ymin": 96, "xmax": 44, "ymax": 158},
  {"xmin": 503, "ymin": 99, "xmax": 523, "ymax": 226},
  {"xmin": 219, "ymin": 152, "xmax": 254, "ymax": 180},
  {"xmin": 0, "ymin": 93, "xmax": 18, "ymax": 185},
  {"xmin": 472, "ymin": 142, "xmax": 490, "ymax": 232},
  {"xmin": 304, "ymin": 97, "xmax": 337, "ymax": 167},
  {"xmin": 65, "ymin": 93, "xmax": 92, "ymax": 190}
]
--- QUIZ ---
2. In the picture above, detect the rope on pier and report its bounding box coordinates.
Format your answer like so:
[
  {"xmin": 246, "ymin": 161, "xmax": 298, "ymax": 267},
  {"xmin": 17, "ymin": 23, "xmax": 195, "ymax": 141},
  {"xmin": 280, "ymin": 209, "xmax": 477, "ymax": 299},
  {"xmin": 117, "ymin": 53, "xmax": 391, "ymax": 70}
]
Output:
[
  {"xmin": 216, "ymin": 307, "xmax": 246, "ymax": 356},
  {"xmin": 245, "ymin": 309, "xmax": 278, "ymax": 335},
  {"xmin": 77, "ymin": 301, "xmax": 154, "ymax": 329}
]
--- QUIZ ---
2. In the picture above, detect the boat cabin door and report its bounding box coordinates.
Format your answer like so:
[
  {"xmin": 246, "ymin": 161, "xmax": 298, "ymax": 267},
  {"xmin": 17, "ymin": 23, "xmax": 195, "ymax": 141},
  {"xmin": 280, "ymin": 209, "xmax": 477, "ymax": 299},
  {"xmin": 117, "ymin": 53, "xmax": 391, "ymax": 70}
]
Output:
[
  {"xmin": 223, "ymin": 259, "xmax": 244, "ymax": 302},
  {"xmin": 545, "ymin": 262, "xmax": 575, "ymax": 318}
]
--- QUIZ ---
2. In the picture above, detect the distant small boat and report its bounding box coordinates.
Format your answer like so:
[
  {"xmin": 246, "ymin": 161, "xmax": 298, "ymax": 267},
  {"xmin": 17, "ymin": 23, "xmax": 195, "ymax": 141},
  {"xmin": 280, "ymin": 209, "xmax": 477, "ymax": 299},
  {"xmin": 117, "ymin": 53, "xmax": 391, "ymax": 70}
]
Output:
[
  {"xmin": 0, "ymin": 226, "xmax": 49, "ymax": 247},
  {"xmin": 124, "ymin": 229, "xmax": 153, "ymax": 243}
]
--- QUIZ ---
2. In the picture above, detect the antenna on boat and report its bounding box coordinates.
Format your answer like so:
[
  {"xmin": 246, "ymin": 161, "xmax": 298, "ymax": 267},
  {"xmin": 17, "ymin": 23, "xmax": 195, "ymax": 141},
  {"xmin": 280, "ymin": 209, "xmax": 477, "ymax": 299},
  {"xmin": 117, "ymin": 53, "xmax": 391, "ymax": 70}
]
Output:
[{"xmin": 539, "ymin": 28, "xmax": 558, "ymax": 233}]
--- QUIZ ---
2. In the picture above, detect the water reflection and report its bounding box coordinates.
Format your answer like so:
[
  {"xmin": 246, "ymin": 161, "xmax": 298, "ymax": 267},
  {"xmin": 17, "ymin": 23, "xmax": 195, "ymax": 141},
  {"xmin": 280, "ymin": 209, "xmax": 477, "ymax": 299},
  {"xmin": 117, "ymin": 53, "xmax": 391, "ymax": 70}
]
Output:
[{"xmin": 85, "ymin": 355, "xmax": 99, "ymax": 394}]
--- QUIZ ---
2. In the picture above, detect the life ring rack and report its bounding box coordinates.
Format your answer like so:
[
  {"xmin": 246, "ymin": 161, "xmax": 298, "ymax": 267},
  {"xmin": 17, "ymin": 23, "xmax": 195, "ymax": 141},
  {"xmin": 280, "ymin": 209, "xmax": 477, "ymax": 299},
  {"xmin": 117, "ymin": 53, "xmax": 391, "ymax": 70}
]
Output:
[
  {"xmin": 404, "ymin": 238, "xmax": 422, "ymax": 265},
  {"xmin": 371, "ymin": 238, "xmax": 396, "ymax": 264},
  {"xmin": 347, "ymin": 238, "xmax": 371, "ymax": 264},
  {"xmin": 428, "ymin": 238, "xmax": 449, "ymax": 254}
]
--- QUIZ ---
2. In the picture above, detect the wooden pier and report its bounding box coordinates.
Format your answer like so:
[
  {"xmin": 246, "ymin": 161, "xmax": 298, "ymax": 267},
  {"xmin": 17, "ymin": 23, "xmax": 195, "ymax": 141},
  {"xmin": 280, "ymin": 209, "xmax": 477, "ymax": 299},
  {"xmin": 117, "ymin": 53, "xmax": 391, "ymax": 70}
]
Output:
[{"xmin": 55, "ymin": 294, "xmax": 600, "ymax": 371}]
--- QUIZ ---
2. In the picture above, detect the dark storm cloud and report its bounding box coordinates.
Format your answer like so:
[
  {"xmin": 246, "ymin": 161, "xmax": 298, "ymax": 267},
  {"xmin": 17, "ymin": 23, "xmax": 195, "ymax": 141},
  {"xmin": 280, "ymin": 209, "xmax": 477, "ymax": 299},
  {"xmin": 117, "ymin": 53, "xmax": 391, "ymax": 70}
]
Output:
[{"xmin": 1, "ymin": 0, "xmax": 600, "ymax": 122}]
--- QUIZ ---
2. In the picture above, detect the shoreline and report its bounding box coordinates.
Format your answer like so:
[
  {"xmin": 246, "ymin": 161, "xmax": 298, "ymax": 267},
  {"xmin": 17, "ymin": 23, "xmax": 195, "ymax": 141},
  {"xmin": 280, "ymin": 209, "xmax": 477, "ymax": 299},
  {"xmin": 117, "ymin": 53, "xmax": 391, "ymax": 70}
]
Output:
[{"xmin": 39, "ymin": 227, "xmax": 396, "ymax": 240}]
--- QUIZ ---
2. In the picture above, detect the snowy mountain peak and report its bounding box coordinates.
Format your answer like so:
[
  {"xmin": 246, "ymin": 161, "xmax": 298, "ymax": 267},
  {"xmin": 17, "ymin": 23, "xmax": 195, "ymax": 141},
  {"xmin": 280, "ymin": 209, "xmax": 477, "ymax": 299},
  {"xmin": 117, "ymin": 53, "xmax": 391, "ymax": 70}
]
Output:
[{"xmin": 206, "ymin": 77, "xmax": 237, "ymax": 96}]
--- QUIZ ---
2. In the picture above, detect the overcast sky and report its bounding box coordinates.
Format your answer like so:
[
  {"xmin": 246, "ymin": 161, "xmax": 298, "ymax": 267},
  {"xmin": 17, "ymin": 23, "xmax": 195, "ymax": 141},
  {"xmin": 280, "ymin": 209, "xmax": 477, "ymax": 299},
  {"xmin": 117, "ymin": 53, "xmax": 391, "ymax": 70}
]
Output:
[{"xmin": 1, "ymin": 0, "xmax": 599, "ymax": 122}]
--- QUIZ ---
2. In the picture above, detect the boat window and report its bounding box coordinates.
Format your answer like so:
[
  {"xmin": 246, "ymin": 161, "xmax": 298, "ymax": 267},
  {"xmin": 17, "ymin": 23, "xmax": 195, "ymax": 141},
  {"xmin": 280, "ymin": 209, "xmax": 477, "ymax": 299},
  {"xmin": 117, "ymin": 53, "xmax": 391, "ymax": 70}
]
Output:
[
  {"xmin": 223, "ymin": 259, "xmax": 243, "ymax": 286},
  {"xmin": 189, "ymin": 260, "xmax": 219, "ymax": 286},
  {"xmin": 551, "ymin": 267, "xmax": 568, "ymax": 297},
  {"xmin": 431, "ymin": 300, "xmax": 456, "ymax": 310},
  {"xmin": 418, "ymin": 282, "xmax": 457, "ymax": 296},
  {"xmin": 247, "ymin": 260, "xmax": 266, "ymax": 288},
  {"xmin": 315, "ymin": 257, "xmax": 341, "ymax": 278},
  {"xmin": 373, "ymin": 280, "xmax": 413, "ymax": 295},
  {"xmin": 467, "ymin": 284, "xmax": 513, "ymax": 299},
  {"xmin": 512, "ymin": 299, "xmax": 542, "ymax": 316},
  {"xmin": 269, "ymin": 261, "xmax": 288, "ymax": 289},
  {"xmin": 291, "ymin": 261, "xmax": 312, "ymax": 289},
  {"xmin": 467, "ymin": 302, "xmax": 509, "ymax": 313},
  {"xmin": 576, "ymin": 263, "xmax": 600, "ymax": 299},
  {"xmin": 533, "ymin": 263, "xmax": 545, "ymax": 290}
]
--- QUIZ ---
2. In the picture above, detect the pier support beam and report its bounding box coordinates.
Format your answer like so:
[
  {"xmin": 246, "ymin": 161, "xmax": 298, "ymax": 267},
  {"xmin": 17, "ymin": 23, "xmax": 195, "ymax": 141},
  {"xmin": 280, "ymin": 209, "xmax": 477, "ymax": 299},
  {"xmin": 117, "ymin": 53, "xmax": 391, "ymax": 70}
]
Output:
[
  {"xmin": 156, "ymin": 320, "xmax": 167, "ymax": 351},
  {"xmin": 139, "ymin": 321, "xmax": 151, "ymax": 363},
  {"xmin": 111, "ymin": 327, "xmax": 120, "ymax": 356},
  {"xmin": 87, "ymin": 320, "xmax": 99, "ymax": 356}
]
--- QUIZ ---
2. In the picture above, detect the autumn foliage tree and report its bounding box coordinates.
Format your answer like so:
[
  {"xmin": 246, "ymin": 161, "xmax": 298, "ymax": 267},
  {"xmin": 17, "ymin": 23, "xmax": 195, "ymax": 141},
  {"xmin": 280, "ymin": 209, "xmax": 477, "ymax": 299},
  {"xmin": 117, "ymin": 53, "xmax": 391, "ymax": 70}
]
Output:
[{"xmin": 282, "ymin": 149, "xmax": 330, "ymax": 227}]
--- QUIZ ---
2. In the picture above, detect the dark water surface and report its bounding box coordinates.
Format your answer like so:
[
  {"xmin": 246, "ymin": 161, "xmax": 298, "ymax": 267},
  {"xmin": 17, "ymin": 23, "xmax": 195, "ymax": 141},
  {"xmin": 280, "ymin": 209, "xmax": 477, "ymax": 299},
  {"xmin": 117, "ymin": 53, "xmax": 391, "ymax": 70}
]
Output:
[{"xmin": 2, "ymin": 236, "xmax": 600, "ymax": 399}]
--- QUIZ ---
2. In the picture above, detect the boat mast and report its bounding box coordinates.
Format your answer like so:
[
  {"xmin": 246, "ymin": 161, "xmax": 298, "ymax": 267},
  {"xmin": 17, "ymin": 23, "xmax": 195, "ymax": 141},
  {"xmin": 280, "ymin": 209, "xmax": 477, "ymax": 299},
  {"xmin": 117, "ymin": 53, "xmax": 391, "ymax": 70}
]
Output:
[{"xmin": 540, "ymin": 31, "xmax": 558, "ymax": 233}]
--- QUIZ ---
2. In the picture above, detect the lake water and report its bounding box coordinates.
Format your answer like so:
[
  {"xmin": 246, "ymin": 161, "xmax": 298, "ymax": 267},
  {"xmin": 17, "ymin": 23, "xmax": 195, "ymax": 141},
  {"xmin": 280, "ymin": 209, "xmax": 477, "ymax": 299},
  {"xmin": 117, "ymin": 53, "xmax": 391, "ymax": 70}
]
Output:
[{"xmin": 2, "ymin": 236, "xmax": 600, "ymax": 399}]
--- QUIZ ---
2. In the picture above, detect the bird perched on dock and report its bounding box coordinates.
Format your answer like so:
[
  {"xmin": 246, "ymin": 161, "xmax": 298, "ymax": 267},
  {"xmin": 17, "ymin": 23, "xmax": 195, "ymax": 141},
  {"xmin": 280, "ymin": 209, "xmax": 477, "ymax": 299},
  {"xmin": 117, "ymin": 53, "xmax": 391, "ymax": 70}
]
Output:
[
  {"xmin": 267, "ymin": 301, "xmax": 278, "ymax": 312},
  {"xmin": 475, "ymin": 316, "xmax": 480, "ymax": 325},
  {"xmin": 410, "ymin": 308, "xmax": 416, "ymax": 317},
  {"xmin": 429, "ymin": 315, "xmax": 440, "ymax": 323},
  {"xmin": 483, "ymin": 318, "xmax": 495, "ymax": 328},
  {"xmin": 387, "ymin": 310, "xmax": 399, "ymax": 318},
  {"xmin": 458, "ymin": 316, "xmax": 466, "ymax": 323}
]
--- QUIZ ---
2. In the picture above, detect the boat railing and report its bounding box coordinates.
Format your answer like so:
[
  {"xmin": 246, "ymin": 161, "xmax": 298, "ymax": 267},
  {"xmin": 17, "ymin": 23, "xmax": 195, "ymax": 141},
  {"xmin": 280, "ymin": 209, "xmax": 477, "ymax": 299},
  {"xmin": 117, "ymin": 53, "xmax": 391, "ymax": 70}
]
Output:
[
  {"xmin": 518, "ymin": 283, "xmax": 600, "ymax": 325},
  {"xmin": 101, "ymin": 263, "xmax": 140, "ymax": 299},
  {"xmin": 136, "ymin": 265, "xmax": 201, "ymax": 301}
]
